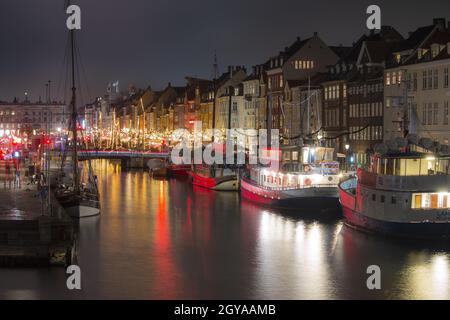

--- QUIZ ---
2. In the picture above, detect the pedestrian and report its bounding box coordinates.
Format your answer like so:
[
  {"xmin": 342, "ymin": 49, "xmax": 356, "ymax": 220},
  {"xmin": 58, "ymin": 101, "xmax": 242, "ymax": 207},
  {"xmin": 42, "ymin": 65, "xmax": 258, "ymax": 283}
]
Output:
[
  {"xmin": 15, "ymin": 168, "xmax": 21, "ymax": 189},
  {"xmin": 5, "ymin": 162, "xmax": 11, "ymax": 189}
]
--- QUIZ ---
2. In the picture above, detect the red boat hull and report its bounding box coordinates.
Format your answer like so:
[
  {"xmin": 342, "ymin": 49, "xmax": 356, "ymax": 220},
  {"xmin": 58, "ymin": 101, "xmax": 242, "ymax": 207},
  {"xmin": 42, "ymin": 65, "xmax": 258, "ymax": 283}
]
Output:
[{"xmin": 188, "ymin": 171, "xmax": 238, "ymax": 191}]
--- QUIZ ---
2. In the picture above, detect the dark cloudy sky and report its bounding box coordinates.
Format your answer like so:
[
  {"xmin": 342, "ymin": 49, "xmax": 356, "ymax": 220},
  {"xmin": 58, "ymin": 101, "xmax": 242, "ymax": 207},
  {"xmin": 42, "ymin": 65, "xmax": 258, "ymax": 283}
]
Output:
[{"xmin": 0, "ymin": 0, "xmax": 449, "ymax": 104}]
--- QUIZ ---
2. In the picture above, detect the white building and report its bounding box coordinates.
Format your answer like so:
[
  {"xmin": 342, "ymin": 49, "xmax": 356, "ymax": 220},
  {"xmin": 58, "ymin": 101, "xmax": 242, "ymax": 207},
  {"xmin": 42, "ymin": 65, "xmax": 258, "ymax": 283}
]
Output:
[
  {"xmin": 384, "ymin": 21, "xmax": 450, "ymax": 145},
  {"xmin": 0, "ymin": 102, "xmax": 67, "ymax": 136}
]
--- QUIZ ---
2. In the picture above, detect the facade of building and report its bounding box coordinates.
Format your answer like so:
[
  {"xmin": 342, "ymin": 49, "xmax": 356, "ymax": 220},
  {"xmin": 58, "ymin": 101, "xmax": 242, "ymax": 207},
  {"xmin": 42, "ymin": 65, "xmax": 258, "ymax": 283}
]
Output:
[
  {"xmin": 0, "ymin": 102, "xmax": 67, "ymax": 136},
  {"xmin": 215, "ymin": 66, "xmax": 247, "ymax": 132},
  {"xmin": 266, "ymin": 33, "xmax": 341, "ymax": 136},
  {"xmin": 384, "ymin": 19, "xmax": 450, "ymax": 145}
]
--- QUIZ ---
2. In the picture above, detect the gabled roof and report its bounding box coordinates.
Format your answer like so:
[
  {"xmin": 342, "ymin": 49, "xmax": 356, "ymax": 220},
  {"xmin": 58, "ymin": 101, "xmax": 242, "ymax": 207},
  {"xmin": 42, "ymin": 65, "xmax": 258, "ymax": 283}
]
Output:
[
  {"xmin": 329, "ymin": 45, "xmax": 353, "ymax": 60},
  {"xmin": 393, "ymin": 25, "xmax": 435, "ymax": 52}
]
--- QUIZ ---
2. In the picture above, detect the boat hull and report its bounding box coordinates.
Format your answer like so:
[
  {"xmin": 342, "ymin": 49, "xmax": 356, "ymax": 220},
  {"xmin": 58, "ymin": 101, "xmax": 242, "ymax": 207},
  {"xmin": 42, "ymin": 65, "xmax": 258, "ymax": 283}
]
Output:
[
  {"xmin": 167, "ymin": 165, "xmax": 190, "ymax": 177},
  {"xmin": 56, "ymin": 193, "xmax": 101, "ymax": 218},
  {"xmin": 339, "ymin": 177, "xmax": 450, "ymax": 239},
  {"xmin": 151, "ymin": 167, "xmax": 168, "ymax": 178},
  {"xmin": 188, "ymin": 171, "xmax": 239, "ymax": 191},
  {"xmin": 65, "ymin": 204, "xmax": 101, "ymax": 218},
  {"xmin": 240, "ymin": 177, "xmax": 340, "ymax": 212},
  {"xmin": 342, "ymin": 204, "xmax": 450, "ymax": 239}
]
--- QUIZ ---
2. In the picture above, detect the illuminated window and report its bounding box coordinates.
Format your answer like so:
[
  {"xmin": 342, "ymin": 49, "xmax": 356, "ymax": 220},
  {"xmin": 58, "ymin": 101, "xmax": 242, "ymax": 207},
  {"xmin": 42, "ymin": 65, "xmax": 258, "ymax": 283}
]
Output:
[
  {"xmin": 386, "ymin": 73, "xmax": 391, "ymax": 85},
  {"xmin": 412, "ymin": 192, "xmax": 450, "ymax": 209}
]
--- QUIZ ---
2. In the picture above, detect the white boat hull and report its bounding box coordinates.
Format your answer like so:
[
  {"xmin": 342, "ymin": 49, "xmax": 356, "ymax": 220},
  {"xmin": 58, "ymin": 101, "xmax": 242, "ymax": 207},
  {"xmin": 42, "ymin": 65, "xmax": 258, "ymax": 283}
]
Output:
[{"xmin": 66, "ymin": 204, "xmax": 100, "ymax": 218}]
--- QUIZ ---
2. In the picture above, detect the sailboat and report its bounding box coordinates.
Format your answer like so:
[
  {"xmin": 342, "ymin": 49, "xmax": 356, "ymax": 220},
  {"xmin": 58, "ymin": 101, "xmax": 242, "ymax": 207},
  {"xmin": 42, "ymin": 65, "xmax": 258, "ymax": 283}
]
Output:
[{"xmin": 55, "ymin": 3, "xmax": 100, "ymax": 218}]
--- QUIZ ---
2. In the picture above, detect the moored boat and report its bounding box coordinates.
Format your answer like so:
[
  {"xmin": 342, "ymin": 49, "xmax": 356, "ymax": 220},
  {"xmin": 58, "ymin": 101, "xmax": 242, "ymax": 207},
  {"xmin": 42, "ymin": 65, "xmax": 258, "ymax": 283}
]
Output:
[
  {"xmin": 167, "ymin": 164, "xmax": 190, "ymax": 177},
  {"xmin": 188, "ymin": 164, "xmax": 239, "ymax": 191},
  {"xmin": 339, "ymin": 150, "xmax": 450, "ymax": 238},
  {"xmin": 54, "ymin": 6, "xmax": 100, "ymax": 219},
  {"xmin": 240, "ymin": 146, "xmax": 341, "ymax": 212}
]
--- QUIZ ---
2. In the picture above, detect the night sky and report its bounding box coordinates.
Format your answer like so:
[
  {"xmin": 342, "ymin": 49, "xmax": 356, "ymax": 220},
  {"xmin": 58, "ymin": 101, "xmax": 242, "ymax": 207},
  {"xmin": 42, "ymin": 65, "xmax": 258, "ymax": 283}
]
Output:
[{"xmin": 0, "ymin": 0, "xmax": 449, "ymax": 104}]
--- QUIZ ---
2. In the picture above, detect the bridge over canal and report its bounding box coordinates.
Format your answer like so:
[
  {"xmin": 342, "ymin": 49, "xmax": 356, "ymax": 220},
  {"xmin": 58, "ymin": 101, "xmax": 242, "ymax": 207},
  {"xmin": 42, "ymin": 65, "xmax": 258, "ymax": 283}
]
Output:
[{"xmin": 77, "ymin": 150, "xmax": 170, "ymax": 169}]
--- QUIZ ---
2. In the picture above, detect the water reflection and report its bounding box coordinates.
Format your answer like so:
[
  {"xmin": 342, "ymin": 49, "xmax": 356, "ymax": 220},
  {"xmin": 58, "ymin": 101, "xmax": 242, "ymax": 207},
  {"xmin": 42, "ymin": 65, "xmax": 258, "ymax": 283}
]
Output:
[{"xmin": 0, "ymin": 159, "xmax": 449, "ymax": 299}]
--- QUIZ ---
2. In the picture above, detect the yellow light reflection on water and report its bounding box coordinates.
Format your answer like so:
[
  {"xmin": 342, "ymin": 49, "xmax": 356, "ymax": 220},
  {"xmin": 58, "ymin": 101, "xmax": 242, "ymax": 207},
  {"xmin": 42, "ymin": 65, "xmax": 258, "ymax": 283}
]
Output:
[
  {"xmin": 399, "ymin": 253, "xmax": 450, "ymax": 299},
  {"xmin": 256, "ymin": 211, "xmax": 338, "ymax": 299}
]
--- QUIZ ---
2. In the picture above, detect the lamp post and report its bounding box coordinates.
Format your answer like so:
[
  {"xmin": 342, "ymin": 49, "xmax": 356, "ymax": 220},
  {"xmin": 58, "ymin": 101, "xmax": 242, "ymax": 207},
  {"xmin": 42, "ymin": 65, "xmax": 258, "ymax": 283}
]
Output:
[{"xmin": 345, "ymin": 144, "xmax": 350, "ymax": 172}]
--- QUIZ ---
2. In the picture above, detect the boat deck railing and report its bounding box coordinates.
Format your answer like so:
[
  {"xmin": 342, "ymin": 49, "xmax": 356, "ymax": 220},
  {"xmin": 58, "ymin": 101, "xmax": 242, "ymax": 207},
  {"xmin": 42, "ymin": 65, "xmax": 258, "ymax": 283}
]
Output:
[{"xmin": 242, "ymin": 177, "xmax": 337, "ymax": 191}]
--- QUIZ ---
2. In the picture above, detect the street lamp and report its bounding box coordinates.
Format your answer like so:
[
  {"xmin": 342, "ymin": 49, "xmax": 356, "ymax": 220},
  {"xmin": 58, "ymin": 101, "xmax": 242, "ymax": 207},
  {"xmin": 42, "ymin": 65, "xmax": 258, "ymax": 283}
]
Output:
[{"xmin": 345, "ymin": 144, "xmax": 350, "ymax": 151}]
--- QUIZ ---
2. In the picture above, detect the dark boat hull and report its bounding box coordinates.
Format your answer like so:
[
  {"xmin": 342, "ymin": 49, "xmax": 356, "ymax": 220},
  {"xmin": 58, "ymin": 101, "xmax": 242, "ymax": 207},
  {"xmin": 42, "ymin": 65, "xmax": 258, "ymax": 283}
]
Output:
[
  {"xmin": 56, "ymin": 193, "xmax": 100, "ymax": 218},
  {"xmin": 342, "ymin": 205, "xmax": 450, "ymax": 239},
  {"xmin": 240, "ymin": 177, "xmax": 340, "ymax": 213},
  {"xmin": 167, "ymin": 165, "xmax": 190, "ymax": 177}
]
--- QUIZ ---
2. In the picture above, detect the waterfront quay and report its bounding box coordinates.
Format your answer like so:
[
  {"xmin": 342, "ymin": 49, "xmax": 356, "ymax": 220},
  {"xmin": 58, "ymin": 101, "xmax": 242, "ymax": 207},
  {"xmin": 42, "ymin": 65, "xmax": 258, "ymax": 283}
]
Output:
[{"xmin": 0, "ymin": 169, "xmax": 74, "ymax": 267}]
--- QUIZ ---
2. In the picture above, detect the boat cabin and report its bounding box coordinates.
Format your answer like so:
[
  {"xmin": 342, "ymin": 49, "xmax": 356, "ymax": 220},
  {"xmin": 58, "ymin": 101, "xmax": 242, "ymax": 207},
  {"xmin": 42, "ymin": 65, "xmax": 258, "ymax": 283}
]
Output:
[
  {"xmin": 250, "ymin": 146, "xmax": 340, "ymax": 189},
  {"xmin": 369, "ymin": 152, "xmax": 450, "ymax": 176}
]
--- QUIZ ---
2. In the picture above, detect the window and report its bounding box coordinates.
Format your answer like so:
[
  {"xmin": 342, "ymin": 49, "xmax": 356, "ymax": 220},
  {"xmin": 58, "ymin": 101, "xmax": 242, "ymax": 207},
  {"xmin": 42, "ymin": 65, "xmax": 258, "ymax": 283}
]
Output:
[
  {"xmin": 445, "ymin": 68, "xmax": 449, "ymax": 88},
  {"xmin": 294, "ymin": 60, "xmax": 314, "ymax": 70},
  {"xmin": 406, "ymin": 73, "xmax": 412, "ymax": 90},
  {"xmin": 391, "ymin": 196, "xmax": 397, "ymax": 204},
  {"xmin": 433, "ymin": 103, "xmax": 439, "ymax": 125},
  {"xmin": 445, "ymin": 102, "xmax": 449, "ymax": 125},
  {"xmin": 381, "ymin": 195, "xmax": 385, "ymax": 203},
  {"xmin": 428, "ymin": 103, "xmax": 433, "ymax": 125},
  {"xmin": 386, "ymin": 72, "xmax": 391, "ymax": 85},
  {"xmin": 428, "ymin": 70, "xmax": 433, "ymax": 89},
  {"xmin": 423, "ymin": 103, "xmax": 427, "ymax": 124},
  {"xmin": 413, "ymin": 72, "xmax": 417, "ymax": 91},
  {"xmin": 423, "ymin": 71, "xmax": 427, "ymax": 90},
  {"xmin": 412, "ymin": 192, "xmax": 450, "ymax": 209},
  {"xmin": 433, "ymin": 69, "xmax": 438, "ymax": 89}
]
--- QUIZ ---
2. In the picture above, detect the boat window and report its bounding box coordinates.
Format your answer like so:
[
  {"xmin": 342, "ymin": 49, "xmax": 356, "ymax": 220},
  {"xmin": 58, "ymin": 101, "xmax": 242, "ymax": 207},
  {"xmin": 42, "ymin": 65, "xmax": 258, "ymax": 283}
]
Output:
[
  {"xmin": 379, "ymin": 157, "xmax": 450, "ymax": 176},
  {"xmin": 411, "ymin": 192, "xmax": 450, "ymax": 209}
]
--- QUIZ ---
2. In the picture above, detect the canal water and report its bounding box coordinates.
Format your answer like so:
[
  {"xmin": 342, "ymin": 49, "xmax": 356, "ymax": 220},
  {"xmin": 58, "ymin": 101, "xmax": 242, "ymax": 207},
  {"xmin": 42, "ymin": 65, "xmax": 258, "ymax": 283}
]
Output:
[{"xmin": 0, "ymin": 159, "xmax": 449, "ymax": 299}]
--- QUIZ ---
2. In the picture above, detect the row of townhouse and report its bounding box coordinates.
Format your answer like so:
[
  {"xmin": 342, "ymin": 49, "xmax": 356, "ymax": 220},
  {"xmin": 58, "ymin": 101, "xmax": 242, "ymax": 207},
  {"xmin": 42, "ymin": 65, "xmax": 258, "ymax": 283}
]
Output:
[{"xmin": 85, "ymin": 18, "xmax": 450, "ymax": 162}]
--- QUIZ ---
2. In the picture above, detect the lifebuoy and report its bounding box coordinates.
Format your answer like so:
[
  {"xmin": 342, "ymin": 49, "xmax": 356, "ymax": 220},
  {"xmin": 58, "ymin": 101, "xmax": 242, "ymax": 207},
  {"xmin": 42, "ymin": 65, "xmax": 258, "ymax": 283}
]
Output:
[
  {"xmin": 304, "ymin": 165, "xmax": 311, "ymax": 172},
  {"xmin": 304, "ymin": 178, "xmax": 312, "ymax": 186}
]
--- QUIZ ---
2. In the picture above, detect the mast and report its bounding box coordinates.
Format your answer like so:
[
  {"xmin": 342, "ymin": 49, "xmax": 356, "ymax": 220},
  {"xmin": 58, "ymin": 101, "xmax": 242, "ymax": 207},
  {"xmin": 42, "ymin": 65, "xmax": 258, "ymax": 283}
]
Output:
[
  {"xmin": 211, "ymin": 52, "xmax": 218, "ymax": 140},
  {"xmin": 70, "ymin": 26, "xmax": 80, "ymax": 192},
  {"xmin": 306, "ymin": 75, "xmax": 311, "ymax": 137}
]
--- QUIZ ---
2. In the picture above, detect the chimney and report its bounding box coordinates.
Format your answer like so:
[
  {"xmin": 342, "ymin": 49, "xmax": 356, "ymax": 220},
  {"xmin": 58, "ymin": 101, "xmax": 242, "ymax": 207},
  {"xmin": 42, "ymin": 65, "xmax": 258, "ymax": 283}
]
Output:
[
  {"xmin": 297, "ymin": 36, "xmax": 301, "ymax": 41},
  {"xmin": 433, "ymin": 18, "xmax": 446, "ymax": 30},
  {"xmin": 313, "ymin": 32, "xmax": 318, "ymax": 37}
]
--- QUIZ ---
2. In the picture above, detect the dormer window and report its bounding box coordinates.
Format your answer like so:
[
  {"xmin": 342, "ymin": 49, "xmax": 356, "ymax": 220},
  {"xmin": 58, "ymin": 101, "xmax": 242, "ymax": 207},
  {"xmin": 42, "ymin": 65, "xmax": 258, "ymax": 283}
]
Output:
[
  {"xmin": 431, "ymin": 44, "xmax": 442, "ymax": 58},
  {"xmin": 418, "ymin": 48, "xmax": 428, "ymax": 60}
]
